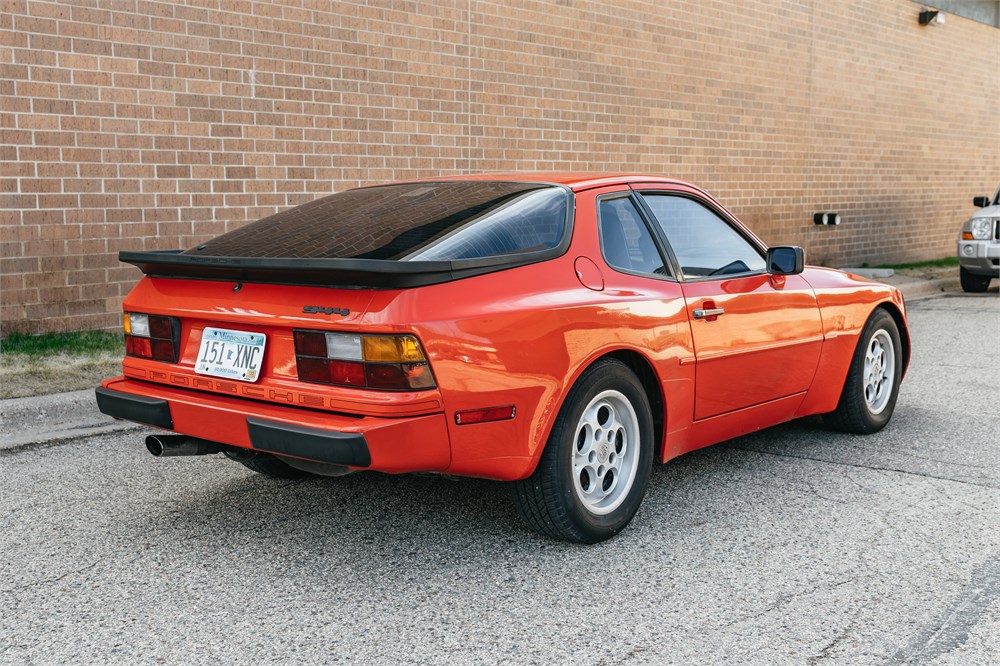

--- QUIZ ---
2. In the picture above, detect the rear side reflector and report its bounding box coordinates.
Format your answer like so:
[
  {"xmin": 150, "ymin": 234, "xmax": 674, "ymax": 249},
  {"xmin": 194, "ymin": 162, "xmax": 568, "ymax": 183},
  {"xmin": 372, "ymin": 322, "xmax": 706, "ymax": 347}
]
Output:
[
  {"xmin": 293, "ymin": 330, "xmax": 436, "ymax": 390},
  {"xmin": 455, "ymin": 405, "xmax": 517, "ymax": 425}
]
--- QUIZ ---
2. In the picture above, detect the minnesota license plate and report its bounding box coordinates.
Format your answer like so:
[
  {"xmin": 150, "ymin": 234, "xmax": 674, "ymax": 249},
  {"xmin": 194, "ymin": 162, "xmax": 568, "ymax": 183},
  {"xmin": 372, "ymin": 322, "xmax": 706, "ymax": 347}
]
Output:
[{"xmin": 195, "ymin": 327, "xmax": 266, "ymax": 382}]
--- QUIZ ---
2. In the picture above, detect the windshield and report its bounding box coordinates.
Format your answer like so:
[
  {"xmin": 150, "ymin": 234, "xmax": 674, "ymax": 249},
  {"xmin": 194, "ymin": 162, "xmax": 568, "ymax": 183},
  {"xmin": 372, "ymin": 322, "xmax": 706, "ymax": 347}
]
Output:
[{"xmin": 185, "ymin": 181, "xmax": 570, "ymax": 262}]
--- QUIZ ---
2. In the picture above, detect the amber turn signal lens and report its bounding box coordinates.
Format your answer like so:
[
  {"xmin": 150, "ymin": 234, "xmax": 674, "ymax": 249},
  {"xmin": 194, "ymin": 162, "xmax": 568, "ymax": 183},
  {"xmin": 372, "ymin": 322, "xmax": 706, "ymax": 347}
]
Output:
[
  {"xmin": 961, "ymin": 231, "xmax": 974, "ymax": 240},
  {"xmin": 362, "ymin": 335, "xmax": 426, "ymax": 363}
]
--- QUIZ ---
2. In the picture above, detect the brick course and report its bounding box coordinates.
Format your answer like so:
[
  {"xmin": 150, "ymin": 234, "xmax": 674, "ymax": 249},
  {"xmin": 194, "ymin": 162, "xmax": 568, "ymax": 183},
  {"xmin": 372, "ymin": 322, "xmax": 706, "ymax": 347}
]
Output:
[{"xmin": 1, "ymin": 0, "xmax": 998, "ymax": 334}]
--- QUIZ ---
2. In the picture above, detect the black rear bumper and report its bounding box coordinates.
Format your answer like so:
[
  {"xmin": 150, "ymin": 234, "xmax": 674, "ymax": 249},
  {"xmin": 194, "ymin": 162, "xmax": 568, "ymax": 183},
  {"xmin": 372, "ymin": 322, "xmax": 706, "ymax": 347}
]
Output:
[
  {"xmin": 246, "ymin": 417, "xmax": 371, "ymax": 467},
  {"xmin": 96, "ymin": 387, "xmax": 173, "ymax": 429},
  {"xmin": 95, "ymin": 387, "xmax": 370, "ymax": 467}
]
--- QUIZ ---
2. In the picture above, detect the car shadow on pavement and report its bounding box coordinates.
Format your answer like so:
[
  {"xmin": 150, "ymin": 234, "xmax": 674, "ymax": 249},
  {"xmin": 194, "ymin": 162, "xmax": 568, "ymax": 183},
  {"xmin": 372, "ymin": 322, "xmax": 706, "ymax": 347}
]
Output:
[
  {"xmin": 118, "ymin": 441, "xmax": 762, "ymax": 563},
  {"xmin": 123, "ymin": 422, "xmax": 850, "ymax": 563},
  {"xmin": 116, "ymin": 404, "xmax": 992, "ymax": 570}
]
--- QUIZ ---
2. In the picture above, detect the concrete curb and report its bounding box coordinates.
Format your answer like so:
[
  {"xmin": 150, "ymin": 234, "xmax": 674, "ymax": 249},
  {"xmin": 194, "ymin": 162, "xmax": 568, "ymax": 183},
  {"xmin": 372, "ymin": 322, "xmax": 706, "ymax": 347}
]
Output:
[
  {"xmin": 879, "ymin": 276, "xmax": 962, "ymax": 301},
  {"xmin": 840, "ymin": 266, "xmax": 962, "ymax": 302},
  {"xmin": 0, "ymin": 388, "xmax": 140, "ymax": 451}
]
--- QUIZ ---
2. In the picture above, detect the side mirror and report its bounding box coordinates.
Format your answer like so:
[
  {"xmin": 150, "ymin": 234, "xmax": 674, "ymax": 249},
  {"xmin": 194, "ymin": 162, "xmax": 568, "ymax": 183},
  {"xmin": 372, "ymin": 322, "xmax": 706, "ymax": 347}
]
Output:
[
  {"xmin": 766, "ymin": 246, "xmax": 804, "ymax": 275},
  {"xmin": 973, "ymin": 196, "xmax": 991, "ymax": 208}
]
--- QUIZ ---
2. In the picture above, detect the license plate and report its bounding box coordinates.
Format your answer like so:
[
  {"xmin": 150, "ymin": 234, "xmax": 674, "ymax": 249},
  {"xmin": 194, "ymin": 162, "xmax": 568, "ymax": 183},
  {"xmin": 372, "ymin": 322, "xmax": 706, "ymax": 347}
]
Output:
[{"xmin": 195, "ymin": 327, "xmax": 266, "ymax": 382}]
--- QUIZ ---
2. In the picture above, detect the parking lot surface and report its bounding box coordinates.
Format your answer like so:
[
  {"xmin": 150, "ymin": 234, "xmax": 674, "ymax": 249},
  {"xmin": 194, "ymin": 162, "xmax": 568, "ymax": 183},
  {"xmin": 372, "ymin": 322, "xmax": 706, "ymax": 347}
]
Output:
[{"xmin": 1, "ymin": 293, "xmax": 997, "ymax": 665}]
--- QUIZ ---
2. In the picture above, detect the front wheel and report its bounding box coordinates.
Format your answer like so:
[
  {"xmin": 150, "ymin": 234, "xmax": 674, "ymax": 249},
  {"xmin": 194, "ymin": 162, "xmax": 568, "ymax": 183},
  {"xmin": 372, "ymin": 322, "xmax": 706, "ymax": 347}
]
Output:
[
  {"xmin": 823, "ymin": 308, "xmax": 902, "ymax": 434},
  {"xmin": 513, "ymin": 359, "xmax": 654, "ymax": 543},
  {"xmin": 960, "ymin": 266, "xmax": 992, "ymax": 293}
]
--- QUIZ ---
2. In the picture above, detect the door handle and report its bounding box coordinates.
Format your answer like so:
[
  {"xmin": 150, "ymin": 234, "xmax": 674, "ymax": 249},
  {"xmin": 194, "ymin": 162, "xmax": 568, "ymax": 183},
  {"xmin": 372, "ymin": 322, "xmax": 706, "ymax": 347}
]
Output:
[{"xmin": 693, "ymin": 307, "xmax": 725, "ymax": 319}]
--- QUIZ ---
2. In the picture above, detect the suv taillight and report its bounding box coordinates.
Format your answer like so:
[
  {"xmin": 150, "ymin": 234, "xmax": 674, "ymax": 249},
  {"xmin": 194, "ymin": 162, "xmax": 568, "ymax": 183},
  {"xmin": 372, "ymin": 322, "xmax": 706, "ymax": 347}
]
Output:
[
  {"xmin": 293, "ymin": 331, "xmax": 436, "ymax": 390},
  {"xmin": 124, "ymin": 312, "xmax": 180, "ymax": 362}
]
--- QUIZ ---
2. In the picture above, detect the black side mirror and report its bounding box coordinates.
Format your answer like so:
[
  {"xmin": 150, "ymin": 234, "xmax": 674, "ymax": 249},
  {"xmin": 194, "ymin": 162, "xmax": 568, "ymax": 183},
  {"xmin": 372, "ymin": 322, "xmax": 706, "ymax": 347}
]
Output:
[
  {"xmin": 766, "ymin": 246, "xmax": 804, "ymax": 275},
  {"xmin": 973, "ymin": 196, "xmax": 991, "ymax": 208}
]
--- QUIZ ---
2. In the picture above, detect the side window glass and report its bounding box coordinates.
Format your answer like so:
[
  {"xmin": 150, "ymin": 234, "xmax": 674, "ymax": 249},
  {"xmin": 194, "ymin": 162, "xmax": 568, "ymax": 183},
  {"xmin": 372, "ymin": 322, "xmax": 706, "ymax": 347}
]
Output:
[
  {"xmin": 642, "ymin": 195, "xmax": 766, "ymax": 278},
  {"xmin": 598, "ymin": 197, "xmax": 668, "ymax": 276}
]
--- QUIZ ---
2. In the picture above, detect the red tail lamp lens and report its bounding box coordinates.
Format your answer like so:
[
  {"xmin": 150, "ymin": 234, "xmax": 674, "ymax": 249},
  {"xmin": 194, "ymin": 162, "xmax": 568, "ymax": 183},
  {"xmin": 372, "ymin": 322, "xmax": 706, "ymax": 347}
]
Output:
[
  {"xmin": 149, "ymin": 316, "xmax": 173, "ymax": 339},
  {"xmin": 365, "ymin": 363, "xmax": 407, "ymax": 389},
  {"xmin": 151, "ymin": 339, "xmax": 175, "ymax": 362},
  {"xmin": 126, "ymin": 336, "xmax": 152, "ymax": 358},
  {"xmin": 365, "ymin": 363, "xmax": 435, "ymax": 390},
  {"xmin": 328, "ymin": 360, "xmax": 366, "ymax": 386},
  {"xmin": 294, "ymin": 331, "xmax": 327, "ymax": 358},
  {"xmin": 296, "ymin": 356, "xmax": 330, "ymax": 384}
]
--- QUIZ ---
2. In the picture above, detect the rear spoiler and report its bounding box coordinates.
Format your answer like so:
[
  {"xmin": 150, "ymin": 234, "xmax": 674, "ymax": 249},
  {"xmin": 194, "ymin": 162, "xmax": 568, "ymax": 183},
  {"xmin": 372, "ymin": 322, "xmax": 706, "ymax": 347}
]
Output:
[{"xmin": 118, "ymin": 249, "xmax": 556, "ymax": 289}]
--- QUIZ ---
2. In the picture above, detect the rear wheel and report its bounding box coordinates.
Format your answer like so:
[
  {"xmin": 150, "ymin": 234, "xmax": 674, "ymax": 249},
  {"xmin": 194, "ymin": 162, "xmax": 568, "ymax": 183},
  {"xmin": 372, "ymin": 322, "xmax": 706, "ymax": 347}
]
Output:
[
  {"xmin": 225, "ymin": 450, "xmax": 314, "ymax": 479},
  {"xmin": 960, "ymin": 266, "xmax": 992, "ymax": 293},
  {"xmin": 823, "ymin": 308, "xmax": 902, "ymax": 434},
  {"xmin": 513, "ymin": 359, "xmax": 654, "ymax": 543}
]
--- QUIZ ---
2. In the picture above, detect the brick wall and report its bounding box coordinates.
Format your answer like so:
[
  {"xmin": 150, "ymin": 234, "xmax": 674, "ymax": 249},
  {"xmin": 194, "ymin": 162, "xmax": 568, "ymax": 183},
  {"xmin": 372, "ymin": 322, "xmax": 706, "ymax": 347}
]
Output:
[{"xmin": 2, "ymin": 0, "xmax": 998, "ymax": 335}]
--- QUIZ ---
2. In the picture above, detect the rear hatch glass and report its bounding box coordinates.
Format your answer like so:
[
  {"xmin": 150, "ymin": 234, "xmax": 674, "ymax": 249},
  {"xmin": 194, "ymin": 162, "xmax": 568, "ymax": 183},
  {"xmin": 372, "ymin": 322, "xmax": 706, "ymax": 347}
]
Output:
[{"xmin": 184, "ymin": 181, "xmax": 569, "ymax": 261}]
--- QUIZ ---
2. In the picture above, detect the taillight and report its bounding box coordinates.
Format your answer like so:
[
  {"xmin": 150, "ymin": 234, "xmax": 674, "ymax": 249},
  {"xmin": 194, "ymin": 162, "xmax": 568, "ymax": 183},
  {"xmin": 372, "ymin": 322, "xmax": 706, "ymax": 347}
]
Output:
[
  {"xmin": 124, "ymin": 312, "xmax": 180, "ymax": 363},
  {"xmin": 293, "ymin": 331, "xmax": 436, "ymax": 390}
]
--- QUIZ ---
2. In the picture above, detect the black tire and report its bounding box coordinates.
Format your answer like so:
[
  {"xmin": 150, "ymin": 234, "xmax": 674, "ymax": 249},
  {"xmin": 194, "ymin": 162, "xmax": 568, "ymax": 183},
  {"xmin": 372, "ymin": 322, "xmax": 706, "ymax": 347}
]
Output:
[
  {"xmin": 226, "ymin": 451, "xmax": 314, "ymax": 479},
  {"xmin": 823, "ymin": 308, "xmax": 902, "ymax": 434},
  {"xmin": 960, "ymin": 266, "xmax": 992, "ymax": 293},
  {"xmin": 513, "ymin": 358, "xmax": 654, "ymax": 544}
]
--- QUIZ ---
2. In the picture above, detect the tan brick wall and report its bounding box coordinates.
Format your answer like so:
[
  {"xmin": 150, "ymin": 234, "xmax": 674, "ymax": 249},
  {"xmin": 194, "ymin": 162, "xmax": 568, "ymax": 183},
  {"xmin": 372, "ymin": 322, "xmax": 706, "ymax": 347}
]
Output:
[{"xmin": 2, "ymin": 0, "xmax": 998, "ymax": 335}]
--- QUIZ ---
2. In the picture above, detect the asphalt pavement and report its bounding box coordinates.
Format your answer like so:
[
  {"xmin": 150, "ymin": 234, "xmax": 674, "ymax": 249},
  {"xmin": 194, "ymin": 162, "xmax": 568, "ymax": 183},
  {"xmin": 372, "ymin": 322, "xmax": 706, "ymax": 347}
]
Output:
[{"xmin": 0, "ymin": 291, "xmax": 997, "ymax": 665}]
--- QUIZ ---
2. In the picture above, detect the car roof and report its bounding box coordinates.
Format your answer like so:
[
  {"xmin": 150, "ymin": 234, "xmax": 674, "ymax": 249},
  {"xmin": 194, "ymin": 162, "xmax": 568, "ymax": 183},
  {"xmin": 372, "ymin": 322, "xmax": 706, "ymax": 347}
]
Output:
[{"xmin": 384, "ymin": 173, "xmax": 696, "ymax": 193}]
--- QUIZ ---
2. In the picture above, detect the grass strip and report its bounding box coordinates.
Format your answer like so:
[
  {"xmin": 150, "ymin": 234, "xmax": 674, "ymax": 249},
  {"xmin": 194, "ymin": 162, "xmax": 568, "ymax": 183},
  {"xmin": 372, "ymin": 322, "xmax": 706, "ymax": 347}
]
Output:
[
  {"xmin": 0, "ymin": 330, "xmax": 124, "ymax": 357},
  {"xmin": 876, "ymin": 257, "xmax": 959, "ymax": 270}
]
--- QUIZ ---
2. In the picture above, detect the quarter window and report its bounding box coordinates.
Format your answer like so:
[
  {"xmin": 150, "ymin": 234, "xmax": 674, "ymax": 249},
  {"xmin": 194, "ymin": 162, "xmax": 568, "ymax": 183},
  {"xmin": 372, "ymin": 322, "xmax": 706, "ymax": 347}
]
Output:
[
  {"xmin": 642, "ymin": 195, "xmax": 765, "ymax": 278},
  {"xmin": 598, "ymin": 197, "xmax": 668, "ymax": 276}
]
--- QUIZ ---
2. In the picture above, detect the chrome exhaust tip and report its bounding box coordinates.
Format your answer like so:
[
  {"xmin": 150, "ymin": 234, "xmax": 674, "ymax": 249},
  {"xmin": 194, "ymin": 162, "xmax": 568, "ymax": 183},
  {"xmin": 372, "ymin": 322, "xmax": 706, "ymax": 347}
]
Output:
[{"xmin": 145, "ymin": 434, "xmax": 222, "ymax": 457}]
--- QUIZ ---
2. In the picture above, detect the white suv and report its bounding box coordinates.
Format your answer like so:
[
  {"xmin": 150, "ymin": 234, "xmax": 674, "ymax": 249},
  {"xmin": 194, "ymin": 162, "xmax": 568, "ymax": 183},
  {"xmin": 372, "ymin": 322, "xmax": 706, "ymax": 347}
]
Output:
[{"xmin": 958, "ymin": 185, "xmax": 1000, "ymax": 293}]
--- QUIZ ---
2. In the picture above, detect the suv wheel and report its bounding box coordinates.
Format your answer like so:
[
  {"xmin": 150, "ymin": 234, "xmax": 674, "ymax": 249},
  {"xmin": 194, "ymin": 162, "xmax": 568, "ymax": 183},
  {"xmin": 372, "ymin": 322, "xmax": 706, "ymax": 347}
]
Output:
[{"xmin": 960, "ymin": 266, "xmax": 992, "ymax": 293}]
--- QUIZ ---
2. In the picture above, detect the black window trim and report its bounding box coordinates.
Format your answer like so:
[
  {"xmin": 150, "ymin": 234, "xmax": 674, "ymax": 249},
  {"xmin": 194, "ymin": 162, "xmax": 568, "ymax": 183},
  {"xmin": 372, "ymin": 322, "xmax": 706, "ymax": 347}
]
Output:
[
  {"xmin": 595, "ymin": 191, "xmax": 679, "ymax": 283},
  {"xmin": 633, "ymin": 189, "xmax": 768, "ymax": 283}
]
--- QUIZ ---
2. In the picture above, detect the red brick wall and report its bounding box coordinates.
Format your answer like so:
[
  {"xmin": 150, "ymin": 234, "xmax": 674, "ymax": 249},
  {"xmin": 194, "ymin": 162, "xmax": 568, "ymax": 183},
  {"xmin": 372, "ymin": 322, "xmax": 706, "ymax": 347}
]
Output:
[{"xmin": 2, "ymin": 0, "xmax": 998, "ymax": 335}]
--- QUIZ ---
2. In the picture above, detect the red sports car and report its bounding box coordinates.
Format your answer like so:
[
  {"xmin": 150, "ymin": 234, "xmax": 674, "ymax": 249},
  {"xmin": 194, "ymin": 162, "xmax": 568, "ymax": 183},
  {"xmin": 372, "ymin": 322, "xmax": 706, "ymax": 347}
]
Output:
[{"xmin": 98, "ymin": 174, "xmax": 909, "ymax": 543}]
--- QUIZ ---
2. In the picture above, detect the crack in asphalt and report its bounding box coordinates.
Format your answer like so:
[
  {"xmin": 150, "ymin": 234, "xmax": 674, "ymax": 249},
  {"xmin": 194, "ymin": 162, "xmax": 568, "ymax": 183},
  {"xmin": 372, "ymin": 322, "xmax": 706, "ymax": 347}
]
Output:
[
  {"xmin": 885, "ymin": 448, "xmax": 994, "ymax": 470},
  {"xmin": 907, "ymin": 304, "xmax": 998, "ymax": 313},
  {"xmin": 717, "ymin": 578, "xmax": 857, "ymax": 631},
  {"xmin": 924, "ymin": 482, "xmax": 994, "ymax": 514},
  {"xmin": 729, "ymin": 446, "xmax": 998, "ymax": 490},
  {"xmin": 1, "ymin": 559, "xmax": 102, "ymax": 594},
  {"xmin": 807, "ymin": 605, "xmax": 862, "ymax": 665},
  {"xmin": 887, "ymin": 557, "xmax": 1000, "ymax": 665}
]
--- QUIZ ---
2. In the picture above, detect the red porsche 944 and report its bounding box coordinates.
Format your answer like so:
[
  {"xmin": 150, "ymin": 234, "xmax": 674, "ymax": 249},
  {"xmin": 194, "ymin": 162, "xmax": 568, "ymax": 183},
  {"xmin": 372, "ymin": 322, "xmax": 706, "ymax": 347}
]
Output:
[{"xmin": 98, "ymin": 174, "xmax": 909, "ymax": 543}]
